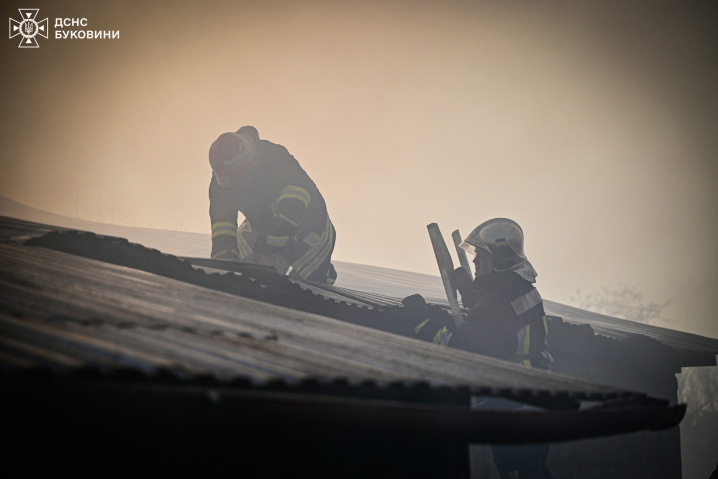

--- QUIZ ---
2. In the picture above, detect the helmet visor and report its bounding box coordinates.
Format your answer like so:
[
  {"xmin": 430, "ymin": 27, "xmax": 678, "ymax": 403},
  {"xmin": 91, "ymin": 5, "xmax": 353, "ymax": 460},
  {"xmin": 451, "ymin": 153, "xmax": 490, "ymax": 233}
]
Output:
[{"xmin": 459, "ymin": 240, "xmax": 490, "ymax": 257}]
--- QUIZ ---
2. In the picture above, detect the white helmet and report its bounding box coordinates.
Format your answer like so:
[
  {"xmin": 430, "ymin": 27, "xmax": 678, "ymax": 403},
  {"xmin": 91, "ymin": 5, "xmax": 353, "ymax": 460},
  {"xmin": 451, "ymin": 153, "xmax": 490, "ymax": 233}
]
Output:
[{"xmin": 459, "ymin": 218, "xmax": 527, "ymax": 271}]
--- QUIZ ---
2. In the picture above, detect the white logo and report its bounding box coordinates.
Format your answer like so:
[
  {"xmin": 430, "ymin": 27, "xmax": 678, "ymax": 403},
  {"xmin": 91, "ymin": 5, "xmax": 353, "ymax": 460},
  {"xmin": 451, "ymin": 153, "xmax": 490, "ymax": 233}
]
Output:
[{"xmin": 9, "ymin": 8, "xmax": 48, "ymax": 48}]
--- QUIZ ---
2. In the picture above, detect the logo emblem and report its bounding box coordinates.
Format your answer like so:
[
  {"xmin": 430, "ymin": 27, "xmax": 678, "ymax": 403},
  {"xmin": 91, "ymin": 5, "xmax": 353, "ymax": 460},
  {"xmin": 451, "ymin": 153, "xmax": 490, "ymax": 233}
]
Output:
[{"xmin": 9, "ymin": 8, "xmax": 48, "ymax": 48}]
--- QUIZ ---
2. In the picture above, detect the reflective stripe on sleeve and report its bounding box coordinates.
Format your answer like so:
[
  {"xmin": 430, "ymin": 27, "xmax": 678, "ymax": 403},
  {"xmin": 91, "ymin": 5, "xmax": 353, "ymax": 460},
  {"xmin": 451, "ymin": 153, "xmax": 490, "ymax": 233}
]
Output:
[
  {"xmin": 543, "ymin": 316, "xmax": 548, "ymax": 334},
  {"xmin": 413, "ymin": 319, "xmax": 430, "ymax": 334},
  {"xmin": 277, "ymin": 185, "xmax": 311, "ymax": 208},
  {"xmin": 432, "ymin": 326, "xmax": 448, "ymax": 344}
]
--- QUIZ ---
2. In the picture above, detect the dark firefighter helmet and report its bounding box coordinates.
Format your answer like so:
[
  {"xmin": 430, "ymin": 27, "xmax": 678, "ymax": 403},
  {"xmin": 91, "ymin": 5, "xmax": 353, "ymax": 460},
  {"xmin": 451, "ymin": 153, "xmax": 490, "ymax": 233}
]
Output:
[
  {"xmin": 209, "ymin": 131, "xmax": 260, "ymax": 187},
  {"xmin": 459, "ymin": 218, "xmax": 528, "ymax": 271}
]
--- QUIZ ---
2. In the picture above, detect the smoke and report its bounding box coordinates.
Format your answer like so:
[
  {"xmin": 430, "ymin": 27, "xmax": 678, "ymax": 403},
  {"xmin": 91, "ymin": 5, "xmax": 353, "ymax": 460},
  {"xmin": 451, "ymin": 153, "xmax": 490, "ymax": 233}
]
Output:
[
  {"xmin": 1, "ymin": 0, "xmax": 717, "ymax": 337},
  {"xmin": 571, "ymin": 285, "xmax": 672, "ymax": 324}
]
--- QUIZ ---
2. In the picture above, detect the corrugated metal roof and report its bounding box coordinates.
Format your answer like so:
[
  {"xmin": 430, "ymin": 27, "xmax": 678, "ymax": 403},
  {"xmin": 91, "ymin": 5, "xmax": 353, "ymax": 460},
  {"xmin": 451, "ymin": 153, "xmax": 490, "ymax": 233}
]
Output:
[
  {"xmin": 0, "ymin": 195, "xmax": 210, "ymax": 257},
  {"xmin": 0, "ymin": 196, "xmax": 718, "ymax": 354},
  {"xmin": 0, "ymin": 228, "xmax": 688, "ymax": 442},
  {"xmin": 0, "ymin": 241, "xmax": 630, "ymax": 401},
  {"xmin": 2, "ymin": 195, "xmax": 715, "ymax": 356},
  {"xmin": 329, "ymin": 262, "xmax": 718, "ymax": 356}
]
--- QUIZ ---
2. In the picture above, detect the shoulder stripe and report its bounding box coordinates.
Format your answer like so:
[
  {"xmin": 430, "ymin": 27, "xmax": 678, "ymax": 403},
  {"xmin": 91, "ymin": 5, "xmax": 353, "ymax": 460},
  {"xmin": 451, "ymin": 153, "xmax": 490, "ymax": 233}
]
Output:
[{"xmin": 510, "ymin": 288, "xmax": 542, "ymax": 316}]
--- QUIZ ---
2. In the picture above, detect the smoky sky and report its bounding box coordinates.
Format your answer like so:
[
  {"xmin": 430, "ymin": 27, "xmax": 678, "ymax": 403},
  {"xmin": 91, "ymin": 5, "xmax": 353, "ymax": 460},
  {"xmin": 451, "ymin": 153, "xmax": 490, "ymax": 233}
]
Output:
[{"xmin": 1, "ymin": 0, "xmax": 717, "ymax": 337}]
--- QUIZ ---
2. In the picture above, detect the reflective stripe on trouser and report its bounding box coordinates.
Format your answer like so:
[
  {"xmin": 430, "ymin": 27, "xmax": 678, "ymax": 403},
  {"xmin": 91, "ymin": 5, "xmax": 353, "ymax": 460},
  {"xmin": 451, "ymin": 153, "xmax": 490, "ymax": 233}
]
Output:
[
  {"xmin": 236, "ymin": 220, "xmax": 291, "ymax": 274},
  {"xmin": 235, "ymin": 217, "xmax": 336, "ymax": 281},
  {"xmin": 432, "ymin": 327, "xmax": 452, "ymax": 345},
  {"xmin": 326, "ymin": 267, "xmax": 337, "ymax": 285},
  {"xmin": 291, "ymin": 216, "xmax": 336, "ymax": 280},
  {"xmin": 212, "ymin": 221, "xmax": 238, "ymax": 239},
  {"xmin": 414, "ymin": 319, "xmax": 430, "ymax": 335},
  {"xmin": 236, "ymin": 220, "xmax": 254, "ymax": 260}
]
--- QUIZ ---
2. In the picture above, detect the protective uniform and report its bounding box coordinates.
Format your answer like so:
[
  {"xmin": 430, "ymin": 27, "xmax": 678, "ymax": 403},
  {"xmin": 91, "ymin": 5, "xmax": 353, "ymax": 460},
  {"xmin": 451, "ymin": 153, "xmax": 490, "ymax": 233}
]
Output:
[
  {"xmin": 450, "ymin": 268, "xmax": 551, "ymax": 370},
  {"xmin": 209, "ymin": 126, "xmax": 337, "ymax": 284},
  {"xmin": 404, "ymin": 218, "xmax": 553, "ymax": 479},
  {"xmin": 449, "ymin": 218, "xmax": 550, "ymax": 368},
  {"xmin": 458, "ymin": 219, "xmax": 553, "ymax": 479},
  {"xmin": 401, "ymin": 294, "xmax": 456, "ymax": 345}
]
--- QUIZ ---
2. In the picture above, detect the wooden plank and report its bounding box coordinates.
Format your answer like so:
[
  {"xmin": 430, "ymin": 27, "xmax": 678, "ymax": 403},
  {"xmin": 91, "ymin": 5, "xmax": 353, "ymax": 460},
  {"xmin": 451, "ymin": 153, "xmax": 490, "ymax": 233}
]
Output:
[{"xmin": 427, "ymin": 223, "xmax": 464, "ymax": 327}]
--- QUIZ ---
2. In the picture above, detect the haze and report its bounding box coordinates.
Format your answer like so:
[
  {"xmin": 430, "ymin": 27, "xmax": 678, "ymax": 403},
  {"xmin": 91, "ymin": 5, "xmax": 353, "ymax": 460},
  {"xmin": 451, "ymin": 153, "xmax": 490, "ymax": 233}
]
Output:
[{"xmin": 1, "ymin": 0, "xmax": 716, "ymax": 338}]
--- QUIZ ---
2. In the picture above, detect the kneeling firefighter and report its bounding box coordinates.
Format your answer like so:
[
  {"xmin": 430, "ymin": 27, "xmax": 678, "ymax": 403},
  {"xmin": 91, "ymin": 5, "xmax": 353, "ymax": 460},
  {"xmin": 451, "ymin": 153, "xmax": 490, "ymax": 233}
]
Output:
[
  {"xmin": 208, "ymin": 126, "xmax": 337, "ymax": 284},
  {"xmin": 402, "ymin": 218, "xmax": 554, "ymax": 479}
]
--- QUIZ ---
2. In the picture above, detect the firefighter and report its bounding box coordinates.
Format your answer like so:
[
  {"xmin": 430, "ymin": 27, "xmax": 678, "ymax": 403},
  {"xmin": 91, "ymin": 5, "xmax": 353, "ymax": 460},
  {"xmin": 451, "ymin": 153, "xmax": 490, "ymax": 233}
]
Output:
[
  {"xmin": 450, "ymin": 218, "xmax": 551, "ymax": 371},
  {"xmin": 404, "ymin": 218, "xmax": 551, "ymax": 369},
  {"xmin": 452, "ymin": 218, "xmax": 553, "ymax": 479},
  {"xmin": 208, "ymin": 126, "xmax": 337, "ymax": 285},
  {"xmin": 402, "ymin": 218, "xmax": 553, "ymax": 479}
]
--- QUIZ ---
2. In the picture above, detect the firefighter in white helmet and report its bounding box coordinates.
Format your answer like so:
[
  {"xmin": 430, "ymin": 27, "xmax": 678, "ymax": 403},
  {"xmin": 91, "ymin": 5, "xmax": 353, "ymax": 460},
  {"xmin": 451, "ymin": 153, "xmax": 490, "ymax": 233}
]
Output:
[
  {"xmin": 453, "ymin": 218, "xmax": 553, "ymax": 479},
  {"xmin": 407, "ymin": 218, "xmax": 551, "ymax": 368},
  {"xmin": 402, "ymin": 218, "xmax": 554, "ymax": 479},
  {"xmin": 450, "ymin": 218, "xmax": 550, "ymax": 370}
]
